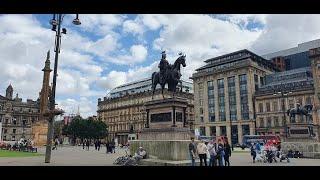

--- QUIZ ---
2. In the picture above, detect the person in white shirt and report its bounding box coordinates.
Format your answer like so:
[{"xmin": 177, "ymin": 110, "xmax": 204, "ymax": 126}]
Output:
[
  {"xmin": 134, "ymin": 147, "xmax": 147, "ymax": 161},
  {"xmin": 207, "ymin": 140, "xmax": 217, "ymax": 166},
  {"xmin": 197, "ymin": 140, "xmax": 208, "ymax": 166}
]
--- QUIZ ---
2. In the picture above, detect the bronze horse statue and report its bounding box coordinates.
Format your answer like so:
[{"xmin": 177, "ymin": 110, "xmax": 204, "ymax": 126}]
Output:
[
  {"xmin": 287, "ymin": 103, "xmax": 313, "ymax": 123},
  {"xmin": 151, "ymin": 54, "xmax": 186, "ymax": 99}
]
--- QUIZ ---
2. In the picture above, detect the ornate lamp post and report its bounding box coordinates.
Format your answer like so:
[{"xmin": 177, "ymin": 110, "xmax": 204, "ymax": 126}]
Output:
[
  {"xmin": 45, "ymin": 14, "xmax": 81, "ymax": 163},
  {"xmin": 273, "ymin": 85, "xmax": 292, "ymax": 138}
]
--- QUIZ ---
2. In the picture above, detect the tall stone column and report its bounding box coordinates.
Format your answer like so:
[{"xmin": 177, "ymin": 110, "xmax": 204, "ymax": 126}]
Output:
[
  {"xmin": 238, "ymin": 124, "xmax": 243, "ymax": 144},
  {"xmin": 249, "ymin": 123, "xmax": 255, "ymax": 135},
  {"xmin": 227, "ymin": 124, "xmax": 231, "ymax": 144},
  {"xmin": 235, "ymin": 75, "xmax": 241, "ymax": 121},
  {"xmin": 216, "ymin": 126, "xmax": 221, "ymax": 137}
]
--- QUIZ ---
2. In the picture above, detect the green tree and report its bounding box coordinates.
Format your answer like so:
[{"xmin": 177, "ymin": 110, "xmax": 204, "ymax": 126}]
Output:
[
  {"xmin": 63, "ymin": 116, "xmax": 108, "ymax": 145},
  {"xmin": 53, "ymin": 120, "xmax": 63, "ymax": 139}
]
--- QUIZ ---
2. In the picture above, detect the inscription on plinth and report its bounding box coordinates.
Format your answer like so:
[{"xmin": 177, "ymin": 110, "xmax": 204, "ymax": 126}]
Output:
[{"xmin": 150, "ymin": 112, "xmax": 172, "ymax": 123}]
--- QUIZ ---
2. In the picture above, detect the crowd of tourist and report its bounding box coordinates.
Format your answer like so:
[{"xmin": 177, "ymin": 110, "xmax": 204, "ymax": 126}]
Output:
[
  {"xmin": 0, "ymin": 138, "xmax": 37, "ymax": 152},
  {"xmin": 250, "ymin": 140, "xmax": 292, "ymax": 163},
  {"xmin": 189, "ymin": 137, "xmax": 232, "ymax": 166}
]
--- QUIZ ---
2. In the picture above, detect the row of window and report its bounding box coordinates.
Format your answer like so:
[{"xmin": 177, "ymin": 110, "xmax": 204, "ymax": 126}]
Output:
[
  {"xmin": 258, "ymin": 117, "xmax": 284, "ymax": 128},
  {"xmin": 239, "ymin": 74, "xmax": 249, "ymax": 120},
  {"xmin": 2, "ymin": 128, "xmax": 17, "ymax": 134},
  {"xmin": 199, "ymin": 124, "xmax": 250, "ymax": 137},
  {"xmin": 258, "ymin": 96, "xmax": 313, "ymax": 113},
  {"xmin": 108, "ymin": 123, "xmax": 143, "ymax": 132},
  {"xmin": 2, "ymin": 118, "xmax": 31, "ymax": 125}
]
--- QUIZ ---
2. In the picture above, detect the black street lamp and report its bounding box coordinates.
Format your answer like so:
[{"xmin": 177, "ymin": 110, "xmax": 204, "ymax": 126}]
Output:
[
  {"xmin": 45, "ymin": 14, "xmax": 81, "ymax": 163},
  {"xmin": 273, "ymin": 85, "xmax": 292, "ymax": 139}
]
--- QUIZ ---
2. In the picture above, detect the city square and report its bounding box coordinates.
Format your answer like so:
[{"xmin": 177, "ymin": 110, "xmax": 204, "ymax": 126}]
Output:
[
  {"xmin": 1, "ymin": 146, "xmax": 320, "ymax": 166},
  {"xmin": 1, "ymin": 14, "xmax": 320, "ymax": 166}
]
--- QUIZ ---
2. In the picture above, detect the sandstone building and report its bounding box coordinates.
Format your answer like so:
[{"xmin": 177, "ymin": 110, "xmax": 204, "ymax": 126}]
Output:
[
  {"xmin": 0, "ymin": 86, "xmax": 40, "ymax": 141},
  {"xmin": 0, "ymin": 51, "xmax": 51, "ymax": 145},
  {"xmin": 97, "ymin": 78, "xmax": 194, "ymax": 145},
  {"xmin": 191, "ymin": 49, "xmax": 279, "ymax": 145},
  {"xmin": 254, "ymin": 67, "xmax": 316, "ymax": 137}
]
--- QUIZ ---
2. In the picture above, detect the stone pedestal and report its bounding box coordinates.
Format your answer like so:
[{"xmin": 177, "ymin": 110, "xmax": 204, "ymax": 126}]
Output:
[
  {"xmin": 282, "ymin": 123, "xmax": 320, "ymax": 158},
  {"xmin": 130, "ymin": 97, "xmax": 194, "ymax": 161},
  {"xmin": 31, "ymin": 121, "xmax": 48, "ymax": 146}
]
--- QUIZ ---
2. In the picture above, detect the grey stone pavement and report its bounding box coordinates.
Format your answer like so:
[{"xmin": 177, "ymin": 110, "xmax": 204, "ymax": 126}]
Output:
[{"xmin": 0, "ymin": 145, "xmax": 320, "ymax": 166}]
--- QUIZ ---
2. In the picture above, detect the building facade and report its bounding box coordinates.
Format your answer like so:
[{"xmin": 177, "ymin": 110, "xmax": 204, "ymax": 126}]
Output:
[
  {"xmin": 254, "ymin": 67, "xmax": 317, "ymax": 137},
  {"xmin": 0, "ymin": 85, "xmax": 40, "ymax": 141},
  {"xmin": 263, "ymin": 39, "xmax": 320, "ymax": 71},
  {"xmin": 1, "ymin": 51, "xmax": 51, "ymax": 144},
  {"xmin": 97, "ymin": 79, "xmax": 194, "ymax": 145},
  {"xmin": 191, "ymin": 49, "xmax": 278, "ymax": 145}
]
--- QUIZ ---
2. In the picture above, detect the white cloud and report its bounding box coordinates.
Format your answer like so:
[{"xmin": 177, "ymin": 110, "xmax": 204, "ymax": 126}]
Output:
[
  {"xmin": 107, "ymin": 44, "xmax": 148, "ymax": 65},
  {"xmin": 123, "ymin": 19, "xmax": 145, "ymax": 35},
  {"xmin": 251, "ymin": 14, "xmax": 320, "ymax": 54},
  {"xmin": 0, "ymin": 14, "xmax": 110, "ymax": 117},
  {"xmin": 97, "ymin": 62, "xmax": 158, "ymax": 90},
  {"xmin": 150, "ymin": 14, "xmax": 262, "ymax": 80},
  {"xmin": 57, "ymin": 97, "xmax": 97, "ymax": 118},
  {"xmin": 138, "ymin": 15, "xmax": 163, "ymax": 30},
  {"xmin": 71, "ymin": 14, "xmax": 125, "ymax": 36},
  {"xmin": 86, "ymin": 34, "xmax": 119, "ymax": 57}
]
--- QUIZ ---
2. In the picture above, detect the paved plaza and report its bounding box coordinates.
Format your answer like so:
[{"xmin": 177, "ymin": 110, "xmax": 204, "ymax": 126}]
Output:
[{"xmin": 0, "ymin": 145, "xmax": 320, "ymax": 166}]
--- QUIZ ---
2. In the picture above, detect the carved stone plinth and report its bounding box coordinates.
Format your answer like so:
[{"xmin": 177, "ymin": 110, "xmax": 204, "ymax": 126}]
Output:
[
  {"xmin": 31, "ymin": 120, "xmax": 48, "ymax": 146},
  {"xmin": 130, "ymin": 97, "xmax": 194, "ymax": 160}
]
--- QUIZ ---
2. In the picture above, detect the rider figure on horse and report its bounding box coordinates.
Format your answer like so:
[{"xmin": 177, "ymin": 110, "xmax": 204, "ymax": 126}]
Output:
[{"xmin": 158, "ymin": 51, "xmax": 170, "ymax": 85}]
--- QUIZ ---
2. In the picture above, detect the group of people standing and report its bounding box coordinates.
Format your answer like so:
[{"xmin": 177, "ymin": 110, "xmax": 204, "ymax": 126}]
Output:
[
  {"xmin": 81, "ymin": 139, "xmax": 116, "ymax": 153},
  {"xmin": 189, "ymin": 137, "xmax": 232, "ymax": 166},
  {"xmin": 106, "ymin": 140, "xmax": 116, "ymax": 154}
]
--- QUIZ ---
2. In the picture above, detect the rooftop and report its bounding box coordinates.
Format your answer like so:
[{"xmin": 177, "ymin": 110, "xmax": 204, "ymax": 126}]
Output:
[{"xmin": 262, "ymin": 39, "xmax": 320, "ymax": 60}]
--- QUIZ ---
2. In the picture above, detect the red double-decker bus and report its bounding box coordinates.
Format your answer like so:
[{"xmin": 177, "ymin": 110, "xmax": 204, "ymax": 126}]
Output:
[{"xmin": 241, "ymin": 135, "xmax": 281, "ymax": 149}]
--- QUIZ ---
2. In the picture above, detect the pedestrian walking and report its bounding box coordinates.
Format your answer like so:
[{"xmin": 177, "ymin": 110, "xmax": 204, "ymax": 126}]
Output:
[
  {"xmin": 217, "ymin": 140, "xmax": 225, "ymax": 166},
  {"xmin": 97, "ymin": 140, "xmax": 101, "ymax": 151},
  {"xmin": 250, "ymin": 143, "xmax": 257, "ymax": 163},
  {"xmin": 224, "ymin": 141, "xmax": 231, "ymax": 166},
  {"xmin": 82, "ymin": 139, "xmax": 86, "ymax": 150},
  {"xmin": 207, "ymin": 140, "xmax": 217, "ymax": 166},
  {"xmin": 188, "ymin": 137, "xmax": 197, "ymax": 166},
  {"xmin": 94, "ymin": 140, "xmax": 98, "ymax": 150},
  {"xmin": 86, "ymin": 139, "xmax": 90, "ymax": 151},
  {"xmin": 111, "ymin": 139, "xmax": 116, "ymax": 153},
  {"xmin": 197, "ymin": 139, "xmax": 208, "ymax": 166},
  {"xmin": 106, "ymin": 141, "xmax": 110, "ymax": 153},
  {"xmin": 52, "ymin": 138, "xmax": 59, "ymax": 150}
]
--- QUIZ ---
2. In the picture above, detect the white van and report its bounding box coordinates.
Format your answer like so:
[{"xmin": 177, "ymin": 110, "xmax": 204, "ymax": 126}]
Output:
[{"xmin": 128, "ymin": 134, "xmax": 137, "ymax": 141}]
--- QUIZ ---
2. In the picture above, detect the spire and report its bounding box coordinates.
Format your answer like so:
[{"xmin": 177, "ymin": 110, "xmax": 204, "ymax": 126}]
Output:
[
  {"xmin": 47, "ymin": 50, "xmax": 50, "ymax": 60},
  {"xmin": 6, "ymin": 84, "xmax": 13, "ymax": 99},
  {"xmin": 43, "ymin": 50, "xmax": 52, "ymax": 72}
]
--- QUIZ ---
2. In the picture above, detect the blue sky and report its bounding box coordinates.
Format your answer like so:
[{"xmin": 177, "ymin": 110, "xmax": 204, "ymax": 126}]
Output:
[{"xmin": 1, "ymin": 14, "xmax": 320, "ymax": 117}]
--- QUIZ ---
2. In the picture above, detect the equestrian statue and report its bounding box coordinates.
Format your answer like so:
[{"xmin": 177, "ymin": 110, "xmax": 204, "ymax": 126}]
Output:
[
  {"xmin": 151, "ymin": 51, "xmax": 186, "ymax": 99},
  {"xmin": 287, "ymin": 103, "xmax": 313, "ymax": 123}
]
